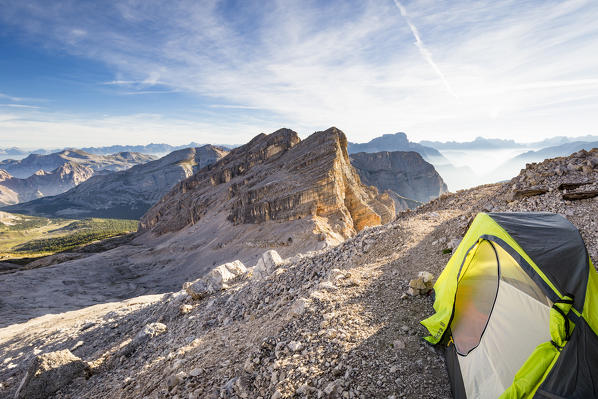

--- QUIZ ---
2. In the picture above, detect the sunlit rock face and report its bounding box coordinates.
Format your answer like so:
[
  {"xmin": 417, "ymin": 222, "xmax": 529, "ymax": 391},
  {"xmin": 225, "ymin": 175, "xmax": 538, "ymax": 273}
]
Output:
[{"xmin": 140, "ymin": 127, "xmax": 394, "ymax": 239}]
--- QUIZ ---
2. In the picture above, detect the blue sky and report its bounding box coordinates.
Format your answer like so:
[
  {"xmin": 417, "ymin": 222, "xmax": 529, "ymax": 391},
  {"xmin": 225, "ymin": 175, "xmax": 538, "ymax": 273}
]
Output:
[{"xmin": 1, "ymin": 0, "xmax": 597, "ymax": 148}]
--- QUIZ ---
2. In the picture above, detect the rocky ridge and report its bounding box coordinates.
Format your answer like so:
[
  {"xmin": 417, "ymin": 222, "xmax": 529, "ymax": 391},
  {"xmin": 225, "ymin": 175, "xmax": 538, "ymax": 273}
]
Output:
[
  {"xmin": 350, "ymin": 151, "xmax": 447, "ymax": 207},
  {"xmin": 0, "ymin": 162, "xmax": 94, "ymax": 206},
  {"xmin": 141, "ymin": 127, "xmax": 394, "ymax": 240},
  {"xmin": 3, "ymin": 146, "xmax": 228, "ymax": 219},
  {"xmin": 0, "ymin": 150, "xmax": 155, "ymax": 179},
  {"xmin": 0, "ymin": 148, "xmax": 596, "ymax": 398}
]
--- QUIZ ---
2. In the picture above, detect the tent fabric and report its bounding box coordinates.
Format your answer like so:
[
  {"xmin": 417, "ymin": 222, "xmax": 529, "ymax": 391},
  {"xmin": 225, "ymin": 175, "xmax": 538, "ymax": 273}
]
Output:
[
  {"xmin": 421, "ymin": 212, "xmax": 598, "ymax": 399},
  {"xmin": 583, "ymin": 257, "xmax": 598, "ymax": 335},
  {"xmin": 458, "ymin": 281, "xmax": 551, "ymax": 398},
  {"xmin": 445, "ymin": 338, "xmax": 467, "ymax": 399},
  {"xmin": 488, "ymin": 212, "xmax": 589, "ymax": 312},
  {"xmin": 536, "ymin": 317, "xmax": 598, "ymax": 398},
  {"xmin": 451, "ymin": 239, "xmax": 499, "ymax": 355}
]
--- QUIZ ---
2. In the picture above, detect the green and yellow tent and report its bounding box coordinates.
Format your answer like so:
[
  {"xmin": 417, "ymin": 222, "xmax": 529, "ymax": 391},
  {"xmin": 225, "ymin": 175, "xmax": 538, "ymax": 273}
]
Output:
[{"xmin": 422, "ymin": 212, "xmax": 598, "ymax": 398}]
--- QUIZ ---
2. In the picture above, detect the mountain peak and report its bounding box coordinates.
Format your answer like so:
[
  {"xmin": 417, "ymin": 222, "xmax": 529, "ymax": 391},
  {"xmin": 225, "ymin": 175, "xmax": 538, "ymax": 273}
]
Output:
[{"xmin": 140, "ymin": 127, "xmax": 393, "ymax": 238}]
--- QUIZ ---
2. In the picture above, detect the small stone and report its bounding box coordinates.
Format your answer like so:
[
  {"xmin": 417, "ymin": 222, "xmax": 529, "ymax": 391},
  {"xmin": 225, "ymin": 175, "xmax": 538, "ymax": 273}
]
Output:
[
  {"xmin": 289, "ymin": 298, "xmax": 308, "ymax": 318},
  {"xmin": 189, "ymin": 368, "xmax": 202, "ymax": 377},
  {"xmin": 172, "ymin": 359, "xmax": 184, "ymax": 370},
  {"xmin": 409, "ymin": 278, "xmax": 426, "ymax": 290},
  {"xmin": 288, "ymin": 341, "xmax": 303, "ymax": 352},
  {"xmin": 167, "ymin": 374, "xmax": 183, "ymax": 389},
  {"xmin": 136, "ymin": 322, "xmax": 167, "ymax": 341},
  {"xmin": 393, "ymin": 339, "xmax": 406, "ymax": 349},
  {"xmin": 318, "ymin": 281, "xmax": 338, "ymax": 291},
  {"xmin": 70, "ymin": 340, "xmax": 84, "ymax": 351},
  {"xmin": 271, "ymin": 390, "xmax": 282, "ymax": 399},
  {"xmin": 180, "ymin": 304, "xmax": 193, "ymax": 314},
  {"xmin": 417, "ymin": 271, "xmax": 434, "ymax": 283}
]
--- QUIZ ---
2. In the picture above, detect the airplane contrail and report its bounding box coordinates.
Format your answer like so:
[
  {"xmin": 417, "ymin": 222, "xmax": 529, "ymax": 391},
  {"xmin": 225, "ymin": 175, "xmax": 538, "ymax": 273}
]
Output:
[{"xmin": 393, "ymin": 0, "xmax": 458, "ymax": 98}]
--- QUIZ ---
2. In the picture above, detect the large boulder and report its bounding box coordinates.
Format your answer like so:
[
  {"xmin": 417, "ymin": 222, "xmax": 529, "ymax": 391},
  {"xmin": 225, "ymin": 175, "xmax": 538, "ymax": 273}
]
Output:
[
  {"xmin": 252, "ymin": 250, "xmax": 283, "ymax": 280},
  {"xmin": 184, "ymin": 260, "xmax": 247, "ymax": 299},
  {"xmin": 15, "ymin": 349, "xmax": 90, "ymax": 399}
]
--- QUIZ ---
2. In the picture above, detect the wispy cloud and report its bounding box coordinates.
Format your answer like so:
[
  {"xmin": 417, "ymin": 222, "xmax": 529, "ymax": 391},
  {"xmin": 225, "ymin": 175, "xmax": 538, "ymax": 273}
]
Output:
[
  {"xmin": 392, "ymin": 0, "xmax": 457, "ymax": 98},
  {"xmin": 0, "ymin": 93, "xmax": 25, "ymax": 102},
  {"xmin": 209, "ymin": 104, "xmax": 264, "ymax": 110},
  {"xmin": 1, "ymin": 0, "xmax": 597, "ymax": 145},
  {"xmin": 0, "ymin": 104, "xmax": 41, "ymax": 109}
]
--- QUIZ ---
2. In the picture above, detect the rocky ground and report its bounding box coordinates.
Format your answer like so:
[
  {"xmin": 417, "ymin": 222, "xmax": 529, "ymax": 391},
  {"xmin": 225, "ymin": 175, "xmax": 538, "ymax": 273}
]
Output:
[{"xmin": 0, "ymin": 149, "xmax": 596, "ymax": 399}]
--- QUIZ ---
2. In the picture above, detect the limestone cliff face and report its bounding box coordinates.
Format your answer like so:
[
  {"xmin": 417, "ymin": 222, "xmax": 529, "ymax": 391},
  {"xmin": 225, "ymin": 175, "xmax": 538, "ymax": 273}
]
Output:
[
  {"xmin": 140, "ymin": 127, "xmax": 394, "ymax": 239},
  {"xmin": 350, "ymin": 151, "xmax": 448, "ymax": 206}
]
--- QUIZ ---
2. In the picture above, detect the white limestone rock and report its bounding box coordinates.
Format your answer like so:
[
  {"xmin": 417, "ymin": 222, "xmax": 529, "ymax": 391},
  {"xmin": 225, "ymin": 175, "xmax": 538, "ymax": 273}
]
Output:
[{"xmin": 252, "ymin": 250, "xmax": 283, "ymax": 280}]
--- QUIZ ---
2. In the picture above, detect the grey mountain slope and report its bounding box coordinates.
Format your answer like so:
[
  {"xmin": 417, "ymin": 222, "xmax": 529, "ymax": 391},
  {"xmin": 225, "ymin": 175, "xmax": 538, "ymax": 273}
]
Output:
[
  {"xmin": 0, "ymin": 149, "xmax": 156, "ymax": 179},
  {"xmin": 0, "ymin": 162, "xmax": 95, "ymax": 206},
  {"xmin": 350, "ymin": 151, "xmax": 447, "ymax": 207},
  {"xmin": 2, "ymin": 146, "xmax": 228, "ymax": 219}
]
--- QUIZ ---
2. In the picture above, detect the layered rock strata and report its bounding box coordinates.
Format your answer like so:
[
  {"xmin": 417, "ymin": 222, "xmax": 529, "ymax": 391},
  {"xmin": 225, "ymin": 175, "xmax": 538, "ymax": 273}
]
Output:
[{"xmin": 141, "ymin": 127, "xmax": 394, "ymax": 238}]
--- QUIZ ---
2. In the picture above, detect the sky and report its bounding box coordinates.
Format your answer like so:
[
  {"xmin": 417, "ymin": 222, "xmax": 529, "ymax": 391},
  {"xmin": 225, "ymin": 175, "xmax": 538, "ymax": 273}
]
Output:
[{"xmin": 1, "ymin": 0, "xmax": 597, "ymax": 148}]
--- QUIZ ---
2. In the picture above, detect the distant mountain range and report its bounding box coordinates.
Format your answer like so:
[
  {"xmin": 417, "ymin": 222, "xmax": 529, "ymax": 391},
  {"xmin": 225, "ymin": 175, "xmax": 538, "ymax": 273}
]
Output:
[
  {"xmin": 0, "ymin": 149, "xmax": 156, "ymax": 179},
  {"xmin": 3, "ymin": 146, "xmax": 229, "ymax": 219},
  {"xmin": 0, "ymin": 163, "xmax": 94, "ymax": 206},
  {"xmin": 420, "ymin": 137, "xmax": 523, "ymax": 150},
  {"xmin": 419, "ymin": 135, "xmax": 598, "ymax": 150},
  {"xmin": 0, "ymin": 142, "xmax": 238, "ymax": 157}
]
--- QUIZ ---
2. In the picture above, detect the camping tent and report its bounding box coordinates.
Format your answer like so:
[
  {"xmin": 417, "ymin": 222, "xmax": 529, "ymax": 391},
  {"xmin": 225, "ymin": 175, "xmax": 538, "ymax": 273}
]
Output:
[{"xmin": 422, "ymin": 212, "xmax": 598, "ymax": 398}]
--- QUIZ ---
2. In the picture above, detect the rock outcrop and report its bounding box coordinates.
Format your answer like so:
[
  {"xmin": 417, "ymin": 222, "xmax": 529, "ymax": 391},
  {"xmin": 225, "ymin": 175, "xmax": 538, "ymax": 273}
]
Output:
[
  {"xmin": 141, "ymin": 127, "xmax": 394, "ymax": 239},
  {"xmin": 0, "ymin": 149, "xmax": 155, "ymax": 179},
  {"xmin": 184, "ymin": 260, "xmax": 248, "ymax": 299},
  {"xmin": 0, "ymin": 162, "xmax": 94, "ymax": 206},
  {"xmin": 14, "ymin": 349, "xmax": 90, "ymax": 399},
  {"xmin": 350, "ymin": 151, "xmax": 447, "ymax": 207},
  {"xmin": 252, "ymin": 250, "xmax": 284, "ymax": 280},
  {"xmin": 2, "ymin": 146, "xmax": 228, "ymax": 218}
]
